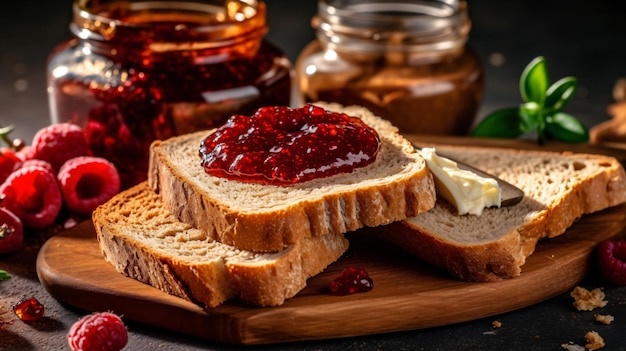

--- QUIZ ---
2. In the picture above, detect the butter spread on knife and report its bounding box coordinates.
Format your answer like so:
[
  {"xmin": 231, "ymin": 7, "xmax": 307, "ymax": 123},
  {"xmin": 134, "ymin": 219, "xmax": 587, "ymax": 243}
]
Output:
[{"xmin": 420, "ymin": 147, "xmax": 501, "ymax": 216}]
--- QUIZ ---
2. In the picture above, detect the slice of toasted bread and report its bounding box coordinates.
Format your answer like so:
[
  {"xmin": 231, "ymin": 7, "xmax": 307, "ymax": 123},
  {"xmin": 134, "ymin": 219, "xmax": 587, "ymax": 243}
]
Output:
[
  {"xmin": 148, "ymin": 102, "xmax": 436, "ymax": 252},
  {"xmin": 380, "ymin": 146, "xmax": 626, "ymax": 282},
  {"xmin": 93, "ymin": 182, "xmax": 349, "ymax": 308}
]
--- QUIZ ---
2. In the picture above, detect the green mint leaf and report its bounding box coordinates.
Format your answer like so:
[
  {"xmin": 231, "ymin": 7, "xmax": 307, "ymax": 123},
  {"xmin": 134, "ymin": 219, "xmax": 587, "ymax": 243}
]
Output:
[
  {"xmin": 545, "ymin": 77, "xmax": 578, "ymax": 113},
  {"xmin": 519, "ymin": 102, "xmax": 541, "ymax": 133},
  {"xmin": 471, "ymin": 55, "xmax": 588, "ymax": 144},
  {"xmin": 0, "ymin": 270, "xmax": 11, "ymax": 280},
  {"xmin": 545, "ymin": 112, "xmax": 589, "ymax": 143},
  {"xmin": 471, "ymin": 107, "xmax": 524, "ymax": 138},
  {"xmin": 520, "ymin": 56, "xmax": 548, "ymax": 105}
]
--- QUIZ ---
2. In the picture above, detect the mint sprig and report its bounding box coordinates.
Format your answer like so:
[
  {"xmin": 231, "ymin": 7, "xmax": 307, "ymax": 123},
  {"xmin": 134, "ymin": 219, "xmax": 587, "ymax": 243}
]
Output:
[{"xmin": 472, "ymin": 56, "xmax": 589, "ymax": 144}]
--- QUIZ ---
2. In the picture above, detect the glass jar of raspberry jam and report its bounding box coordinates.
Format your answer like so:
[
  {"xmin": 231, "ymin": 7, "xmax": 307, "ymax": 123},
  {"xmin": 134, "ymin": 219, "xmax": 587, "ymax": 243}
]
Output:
[
  {"xmin": 47, "ymin": 0, "xmax": 292, "ymax": 188},
  {"xmin": 295, "ymin": 0, "xmax": 484, "ymax": 135}
]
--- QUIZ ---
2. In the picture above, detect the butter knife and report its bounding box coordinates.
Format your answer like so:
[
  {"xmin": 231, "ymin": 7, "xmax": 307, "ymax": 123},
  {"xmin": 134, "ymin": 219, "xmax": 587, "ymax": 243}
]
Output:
[{"xmin": 417, "ymin": 147, "xmax": 525, "ymax": 207}]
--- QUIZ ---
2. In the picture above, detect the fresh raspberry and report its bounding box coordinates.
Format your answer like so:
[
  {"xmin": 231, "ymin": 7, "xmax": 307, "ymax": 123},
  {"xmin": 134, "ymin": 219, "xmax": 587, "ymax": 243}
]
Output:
[
  {"xmin": 0, "ymin": 207, "xmax": 24, "ymax": 255},
  {"xmin": 57, "ymin": 156, "xmax": 120, "ymax": 216},
  {"xmin": 597, "ymin": 239, "xmax": 626, "ymax": 286},
  {"xmin": 32, "ymin": 123, "xmax": 89, "ymax": 170},
  {"xmin": 0, "ymin": 164, "xmax": 62, "ymax": 229},
  {"xmin": 16, "ymin": 145, "xmax": 36, "ymax": 161},
  {"xmin": 68, "ymin": 311, "xmax": 128, "ymax": 351},
  {"xmin": 20, "ymin": 159, "xmax": 56, "ymax": 175},
  {"xmin": 0, "ymin": 148, "xmax": 22, "ymax": 185}
]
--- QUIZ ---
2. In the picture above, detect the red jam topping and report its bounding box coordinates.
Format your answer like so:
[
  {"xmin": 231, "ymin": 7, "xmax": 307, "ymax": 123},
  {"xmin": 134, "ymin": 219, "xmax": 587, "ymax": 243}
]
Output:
[
  {"xmin": 199, "ymin": 104, "xmax": 381, "ymax": 185},
  {"xmin": 329, "ymin": 267, "xmax": 374, "ymax": 296}
]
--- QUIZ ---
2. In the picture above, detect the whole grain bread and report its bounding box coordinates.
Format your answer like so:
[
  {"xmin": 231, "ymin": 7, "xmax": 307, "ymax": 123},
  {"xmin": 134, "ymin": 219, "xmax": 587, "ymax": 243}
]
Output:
[
  {"xmin": 380, "ymin": 146, "xmax": 626, "ymax": 282},
  {"xmin": 148, "ymin": 102, "xmax": 436, "ymax": 252},
  {"xmin": 93, "ymin": 182, "xmax": 349, "ymax": 308}
]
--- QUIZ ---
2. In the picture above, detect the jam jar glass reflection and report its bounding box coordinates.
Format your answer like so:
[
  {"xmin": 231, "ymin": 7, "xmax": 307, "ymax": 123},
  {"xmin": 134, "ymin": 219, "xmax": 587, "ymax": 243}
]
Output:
[
  {"xmin": 295, "ymin": 0, "xmax": 483, "ymax": 135},
  {"xmin": 47, "ymin": 0, "xmax": 292, "ymax": 188}
]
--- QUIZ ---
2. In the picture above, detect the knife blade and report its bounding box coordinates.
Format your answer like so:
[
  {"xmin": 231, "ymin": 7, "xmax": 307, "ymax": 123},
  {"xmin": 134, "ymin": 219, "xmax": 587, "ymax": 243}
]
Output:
[{"xmin": 417, "ymin": 147, "xmax": 524, "ymax": 207}]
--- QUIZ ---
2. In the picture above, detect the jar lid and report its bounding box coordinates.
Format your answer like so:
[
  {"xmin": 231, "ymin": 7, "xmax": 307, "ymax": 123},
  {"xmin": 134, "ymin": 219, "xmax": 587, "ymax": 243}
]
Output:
[
  {"xmin": 71, "ymin": 0, "xmax": 267, "ymax": 50},
  {"xmin": 314, "ymin": 0, "xmax": 470, "ymax": 53}
]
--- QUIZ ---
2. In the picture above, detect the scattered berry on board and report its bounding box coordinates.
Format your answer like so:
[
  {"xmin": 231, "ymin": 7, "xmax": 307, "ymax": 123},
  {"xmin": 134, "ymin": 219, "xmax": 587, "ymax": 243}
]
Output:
[{"xmin": 329, "ymin": 267, "xmax": 374, "ymax": 296}]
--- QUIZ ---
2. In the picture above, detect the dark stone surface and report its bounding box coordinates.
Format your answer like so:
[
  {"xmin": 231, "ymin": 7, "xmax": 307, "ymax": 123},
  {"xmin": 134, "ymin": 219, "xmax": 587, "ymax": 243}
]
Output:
[{"xmin": 1, "ymin": 1, "xmax": 626, "ymax": 350}]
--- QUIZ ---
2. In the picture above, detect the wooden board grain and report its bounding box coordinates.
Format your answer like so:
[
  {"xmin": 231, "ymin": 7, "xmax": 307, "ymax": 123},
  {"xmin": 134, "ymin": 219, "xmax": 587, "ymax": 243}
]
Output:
[
  {"xmin": 37, "ymin": 204, "xmax": 626, "ymax": 345},
  {"xmin": 35, "ymin": 138, "xmax": 626, "ymax": 345}
]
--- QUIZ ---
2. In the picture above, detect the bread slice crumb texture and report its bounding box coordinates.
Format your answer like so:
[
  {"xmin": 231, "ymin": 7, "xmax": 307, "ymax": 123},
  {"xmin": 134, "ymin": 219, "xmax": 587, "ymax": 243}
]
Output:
[
  {"xmin": 408, "ymin": 146, "xmax": 626, "ymax": 244},
  {"xmin": 154, "ymin": 105, "xmax": 429, "ymax": 211},
  {"xmin": 149, "ymin": 102, "xmax": 436, "ymax": 252},
  {"xmin": 382, "ymin": 145, "xmax": 626, "ymax": 282},
  {"xmin": 94, "ymin": 182, "xmax": 349, "ymax": 307}
]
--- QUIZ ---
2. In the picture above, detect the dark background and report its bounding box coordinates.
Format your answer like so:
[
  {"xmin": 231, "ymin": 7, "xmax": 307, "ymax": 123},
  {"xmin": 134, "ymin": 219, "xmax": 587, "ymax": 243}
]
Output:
[
  {"xmin": 2, "ymin": 0, "xmax": 626, "ymax": 143},
  {"xmin": 2, "ymin": 1, "xmax": 626, "ymax": 350}
]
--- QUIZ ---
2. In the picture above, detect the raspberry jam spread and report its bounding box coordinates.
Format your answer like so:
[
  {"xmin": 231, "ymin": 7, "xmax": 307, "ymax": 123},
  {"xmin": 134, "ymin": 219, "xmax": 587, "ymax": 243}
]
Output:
[
  {"xmin": 199, "ymin": 104, "xmax": 381, "ymax": 185},
  {"xmin": 330, "ymin": 267, "xmax": 374, "ymax": 296}
]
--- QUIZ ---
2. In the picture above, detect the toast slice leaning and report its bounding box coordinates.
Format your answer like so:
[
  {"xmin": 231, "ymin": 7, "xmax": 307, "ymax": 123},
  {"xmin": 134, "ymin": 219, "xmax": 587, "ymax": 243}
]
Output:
[
  {"xmin": 148, "ymin": 102, "xmax": 436, "ymax": 252},
  {"xmin": 93, "ymin": 182, "xmax": 349, "ymax": 308},
  {"xmin": 380, "ymin": 146, "xmax": 626, "ymax": 282}
]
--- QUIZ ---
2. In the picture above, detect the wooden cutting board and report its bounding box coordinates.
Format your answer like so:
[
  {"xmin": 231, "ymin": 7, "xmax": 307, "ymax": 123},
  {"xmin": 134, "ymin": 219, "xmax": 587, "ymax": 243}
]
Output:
[
  {"xmin": 35, "ymin": 138, "xmax": 626, "ymax": 345},
  {"xmin": 36, "ymin": 206, "xmax": 626, "ymax": 345}
]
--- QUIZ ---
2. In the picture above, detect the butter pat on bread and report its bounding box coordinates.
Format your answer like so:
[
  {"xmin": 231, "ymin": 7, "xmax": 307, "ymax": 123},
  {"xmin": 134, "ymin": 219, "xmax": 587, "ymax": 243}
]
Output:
[{"xmin": 381, "ymin": 146, "xmax": 626, "ymax": 282}]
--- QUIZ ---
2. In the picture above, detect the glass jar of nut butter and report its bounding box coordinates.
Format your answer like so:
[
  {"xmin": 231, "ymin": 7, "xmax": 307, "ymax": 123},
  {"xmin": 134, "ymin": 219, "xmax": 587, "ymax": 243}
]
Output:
[
  {"xmin": 47, "ymin": 0, "xmax": 292, "ymax": 188},
  {"xmin": 295, "ymin": 0, "xmax": 483, "ymax": 135}
]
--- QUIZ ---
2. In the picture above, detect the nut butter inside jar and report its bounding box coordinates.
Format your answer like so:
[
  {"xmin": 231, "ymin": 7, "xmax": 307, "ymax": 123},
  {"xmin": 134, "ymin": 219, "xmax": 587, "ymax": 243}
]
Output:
[
  {"xmin": 47, "ymin": 0, "xmax": 291, "ymax": 188},
  {"xmin": 295, "ymin": 0, "xmax": 484, "ymax": 135}
]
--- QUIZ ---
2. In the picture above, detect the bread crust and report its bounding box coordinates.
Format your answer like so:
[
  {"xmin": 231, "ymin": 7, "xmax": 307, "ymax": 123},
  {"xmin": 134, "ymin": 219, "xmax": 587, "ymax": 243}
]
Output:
[
  {"xmin": 98, "ymin": 225, "xmax": 199, "ymax": 301},
  {"xmin": 149, "ymin": 103, "xmax": 436, "ymax": 252},
  {"xmin": 381, "ymin": 146, "xmax": 626, "ymax": 282},
  {"xmin": 94, "ymin": 183, "xmax": 349, "ymax": 308},
  {"xmin": 382, "ymin": 212, "xmax": 526, "ymax": 282}
]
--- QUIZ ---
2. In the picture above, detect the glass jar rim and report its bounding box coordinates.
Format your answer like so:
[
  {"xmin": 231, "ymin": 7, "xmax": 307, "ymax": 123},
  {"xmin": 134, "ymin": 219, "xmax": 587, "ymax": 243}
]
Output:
[
  {"xmin": 314, "ymin": 0, "xmax": 470, "ymax": 52},
  {"xmin": 71, "ymin": 0, "xmax": 267, "ymax": 48}
]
